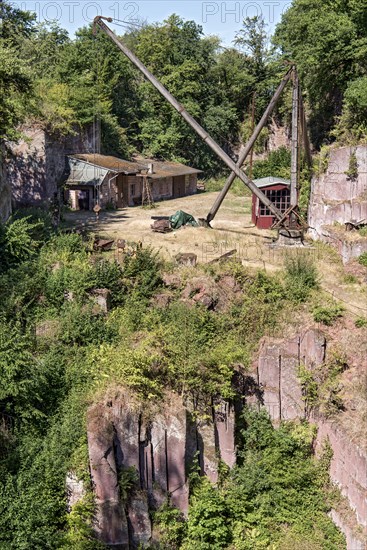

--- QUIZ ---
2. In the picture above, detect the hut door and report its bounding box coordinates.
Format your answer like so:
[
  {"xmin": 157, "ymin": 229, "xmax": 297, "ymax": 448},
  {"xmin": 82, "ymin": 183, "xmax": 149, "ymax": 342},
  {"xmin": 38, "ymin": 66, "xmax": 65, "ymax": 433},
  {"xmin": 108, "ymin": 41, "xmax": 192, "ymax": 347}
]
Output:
[{"xmin": 173, "ymin": 176, "xmax": 185, "ymax": 198}]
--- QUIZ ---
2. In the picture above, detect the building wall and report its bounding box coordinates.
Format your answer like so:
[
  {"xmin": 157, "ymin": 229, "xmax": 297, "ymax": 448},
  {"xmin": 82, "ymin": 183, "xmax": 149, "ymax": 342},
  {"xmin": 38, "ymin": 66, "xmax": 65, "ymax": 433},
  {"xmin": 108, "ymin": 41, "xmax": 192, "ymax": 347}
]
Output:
[
  {"xmin": 67, "ymin": 187, "xmax": 94, "ymax": 210},
  {"xmin": 187, "ymin": 174, "xmax": 197, "ymax": 194},
  {"xmin": 7, "ymin": 124, "xmax": 98, "ymax": 208},
  {"xmin": 99, "ymin": 173, "xmax": 119, "ymax": 208},
  {"xmin": 66, "ymin": 171, "xmax": 198, "ymax": 210},
  {"xmin": 151, "ymin": 177, "xmax": 173, "ymax": 201}
]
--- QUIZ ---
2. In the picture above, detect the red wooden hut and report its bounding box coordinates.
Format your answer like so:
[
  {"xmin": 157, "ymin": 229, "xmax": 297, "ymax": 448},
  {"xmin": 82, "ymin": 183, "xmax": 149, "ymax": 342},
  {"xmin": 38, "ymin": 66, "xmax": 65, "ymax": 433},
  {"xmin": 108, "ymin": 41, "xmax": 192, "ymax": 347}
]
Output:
[{"xmin": 252, "ymin": 176, "xmax": 291, "ymax": 229}]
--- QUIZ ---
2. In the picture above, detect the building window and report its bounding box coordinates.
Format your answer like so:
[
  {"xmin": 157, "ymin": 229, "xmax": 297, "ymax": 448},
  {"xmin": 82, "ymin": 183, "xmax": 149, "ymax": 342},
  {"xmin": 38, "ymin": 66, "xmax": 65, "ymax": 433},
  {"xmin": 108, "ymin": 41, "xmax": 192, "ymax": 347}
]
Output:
[
  {"xmin": 259, "ymin": 188, "xmax": 290, "ymax": 216},
  {"xmin": 130, "ymin": 184, "xmax": 136, "ymax": 197}
]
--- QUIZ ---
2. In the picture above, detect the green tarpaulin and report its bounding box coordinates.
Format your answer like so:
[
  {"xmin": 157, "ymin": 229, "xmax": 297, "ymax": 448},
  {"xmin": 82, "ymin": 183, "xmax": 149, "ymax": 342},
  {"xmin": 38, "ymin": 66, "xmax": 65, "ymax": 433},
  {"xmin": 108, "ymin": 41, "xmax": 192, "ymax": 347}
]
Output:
[{"xmin": 169, "ymin": 210, "xmax": 198, "ymax": 229}]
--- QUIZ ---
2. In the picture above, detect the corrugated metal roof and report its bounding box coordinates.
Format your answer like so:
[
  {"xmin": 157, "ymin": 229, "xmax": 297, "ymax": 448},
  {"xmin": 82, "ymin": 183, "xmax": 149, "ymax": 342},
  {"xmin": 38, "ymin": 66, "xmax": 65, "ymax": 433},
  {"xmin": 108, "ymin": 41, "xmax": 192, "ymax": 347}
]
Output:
[
  {"xmin": 134, "ymin": 156, "xmax": 202, "ymax": 179},
  {"xmin": 70, "ymin": 154, "xmax": 147, "ymax": 174},
  {"xmin": 253, "ymin": 176, "xmax": 290, "ymax": 188},
  {"xmin": 65, "ymin": 157, "xmax": 109, "ymax": 187}
]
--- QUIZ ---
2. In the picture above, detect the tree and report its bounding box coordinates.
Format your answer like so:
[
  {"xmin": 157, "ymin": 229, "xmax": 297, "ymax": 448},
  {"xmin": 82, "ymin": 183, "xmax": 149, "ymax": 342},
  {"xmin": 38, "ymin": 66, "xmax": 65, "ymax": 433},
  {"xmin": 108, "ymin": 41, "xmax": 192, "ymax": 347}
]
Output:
[
  {"xmin": 274, "ymin": 0, "xmax": 367, "ymax": 145},
  {"xmin": 0, "ymin": 2, "xmax": 34, "ymax": 140},
  {"xmin": 234, "ymin": 16, "xmax": 268, "ymax": 81}
]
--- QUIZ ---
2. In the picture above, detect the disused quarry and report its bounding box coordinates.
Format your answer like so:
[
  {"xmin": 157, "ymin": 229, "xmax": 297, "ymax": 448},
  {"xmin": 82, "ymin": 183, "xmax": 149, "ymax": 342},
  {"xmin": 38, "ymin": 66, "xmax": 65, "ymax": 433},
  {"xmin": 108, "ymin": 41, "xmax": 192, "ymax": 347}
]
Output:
[{"xmin": 1, "ymin": 6, "xmax": 367, "ymax": 550}]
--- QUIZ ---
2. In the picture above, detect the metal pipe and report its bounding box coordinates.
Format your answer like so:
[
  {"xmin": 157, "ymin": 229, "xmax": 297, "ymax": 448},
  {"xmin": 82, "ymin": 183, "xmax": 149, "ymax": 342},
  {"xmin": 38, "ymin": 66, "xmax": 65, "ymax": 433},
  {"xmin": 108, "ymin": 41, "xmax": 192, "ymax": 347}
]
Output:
[
  {"xmin": 206, "ymin": 67, "xmax": 293, "ymax": 223},
  {"xmin": 290, "ymin": 68, "xmax": 299, "ymax": 209},
  {"xmin": 94, "ymin": 17, "xmax": 283, "ymax": 221}
]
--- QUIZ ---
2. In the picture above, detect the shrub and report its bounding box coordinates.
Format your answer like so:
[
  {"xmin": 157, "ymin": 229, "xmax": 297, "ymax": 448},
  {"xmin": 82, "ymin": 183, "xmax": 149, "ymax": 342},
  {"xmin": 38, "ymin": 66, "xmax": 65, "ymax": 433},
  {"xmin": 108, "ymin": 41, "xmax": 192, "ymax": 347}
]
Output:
[
  {"xmin": 284, "ymin": 253, "xmax": 319, "ymax": 302},
  {"xmin": 313, "ymin": 304, "xmax": 345, "ymax": 326},
  {"xmin": 355, "ymin": 317, "xmax": 367, "ymax": 328},
  {"xmin": 184, "ymin": 478, "xmax": 231, "ymax": 550},
  {"xmin": 155, "ymin": 503, "xmax": 187, "ymax": 548},
  {"xmin": 345, "ymin": 150, "xmax": 358, "ymax": 180},
  {"xmin": 89, "ymin": 259, "xmax": 124, "ymax": 306},
  {"xmin": 343, "ymin": 274, "xmax": 358, "ymax": 284},
  {"xmin": 121, "ymin": 245, "xmax": 162, "ymax": 300},
  {"xmin": 298, "ymin": 350, "xmax": 347, "ymax": 417},
  {"xmin": 358, "ymin": 252, "xmax": 367, "ymax": 267},
  {"xmin": 0, "ymin": 216, "xmax": 46, "ymax": 270}
]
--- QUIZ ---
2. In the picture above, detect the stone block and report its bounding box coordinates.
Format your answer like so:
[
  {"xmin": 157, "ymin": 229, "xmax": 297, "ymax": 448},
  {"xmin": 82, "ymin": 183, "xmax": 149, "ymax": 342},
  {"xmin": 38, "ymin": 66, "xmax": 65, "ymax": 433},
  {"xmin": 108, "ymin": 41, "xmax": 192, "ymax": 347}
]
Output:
[
  {"xmin": 90, "ymin": 288, "xmax": 111, "ymax": 313},
  {"xmin": 197, "ymin": 418, "xmax": 218, "ymax": 484},
  {"xmin": 87, "ymin": 403, "xmax": 129, "ymax": 548},
  {"xmin": 127, "ymin": 492, "xmax": 151, "ymax": 548},
  {"xmin": 214, "ymin": 400, "xmax": 236, "ymax": 469},
  {"xmin": 300, "ymin": 329, "xmax": 326, "ymax": 369},
  {"xmin": 175, "ymin": 253, "xmax": 197, "ymax": 267},
  {"xmin": 258, "ymin": 341, "xmax": 281, "ymax": 422}
]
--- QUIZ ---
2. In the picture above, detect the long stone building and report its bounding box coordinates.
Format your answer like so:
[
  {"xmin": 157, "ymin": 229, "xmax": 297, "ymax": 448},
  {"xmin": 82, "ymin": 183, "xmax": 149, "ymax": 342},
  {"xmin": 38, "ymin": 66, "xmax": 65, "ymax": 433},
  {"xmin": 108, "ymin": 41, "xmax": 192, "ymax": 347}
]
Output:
[{"xmin": 64, "ymin": 154, "xmax": 201, "ymax": 210}]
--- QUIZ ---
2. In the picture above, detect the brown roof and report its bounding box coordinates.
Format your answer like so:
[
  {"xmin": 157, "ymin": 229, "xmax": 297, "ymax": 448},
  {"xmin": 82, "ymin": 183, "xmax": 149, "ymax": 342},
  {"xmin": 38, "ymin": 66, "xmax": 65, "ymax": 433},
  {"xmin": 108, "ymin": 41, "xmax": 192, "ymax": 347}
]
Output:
[
  {"xmin": 70, "ymin": 154, "xmax": 202, "ymax": 178},
  {"xmin": 71, "ymin": 154, "xmax": 147, "ymax": 174},
  {"xmin": 134, "ymin": 157, "xmax": 202, "ymax": 179}
]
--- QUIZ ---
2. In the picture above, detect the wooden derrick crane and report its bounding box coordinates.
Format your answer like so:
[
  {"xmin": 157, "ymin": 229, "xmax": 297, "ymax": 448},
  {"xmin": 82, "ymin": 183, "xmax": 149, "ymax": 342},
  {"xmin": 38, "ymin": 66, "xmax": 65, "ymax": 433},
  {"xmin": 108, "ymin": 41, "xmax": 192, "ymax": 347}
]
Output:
[
  {"xmin": 93, "ymin": 16, "xmax": 311, "ymax": 229},
  {"xmin": 141, "ymin": 175, "xmax": 154, "ymax": 208}
]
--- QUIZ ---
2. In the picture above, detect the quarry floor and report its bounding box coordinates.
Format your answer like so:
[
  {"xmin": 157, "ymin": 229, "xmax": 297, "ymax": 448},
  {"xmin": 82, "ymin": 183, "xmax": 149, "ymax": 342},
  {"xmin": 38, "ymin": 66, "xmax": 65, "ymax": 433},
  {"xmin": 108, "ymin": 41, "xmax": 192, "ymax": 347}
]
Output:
[{"xmin": 63, "ymin": 191, "xmax": 367, "ymax": 320}]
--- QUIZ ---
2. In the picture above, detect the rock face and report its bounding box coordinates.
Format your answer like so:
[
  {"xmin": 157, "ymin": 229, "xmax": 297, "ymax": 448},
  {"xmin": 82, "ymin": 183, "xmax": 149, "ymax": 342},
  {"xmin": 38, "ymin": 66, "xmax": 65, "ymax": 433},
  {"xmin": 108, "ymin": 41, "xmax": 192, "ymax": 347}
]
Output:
[
  {"xmin": 86, "ymin": 329, "xmax": 366, "ymax": 549},
  {"xmin": 308, "ymin": 146, "xmax": 367, "ymax": 262},
  {"xmin": 6, "ymin": 124, "xmax": 98, "ymax": 207},
  {"xmin": 87, "ymin": 389, "xmax": 239, "ymax": 548},
  {"xmin": 255, "ymin": 328, "xmax": 367, "ymax": 550},
  {"xmin": 0, "ymin": 144, "xmax": 11, "ymax": 223}
]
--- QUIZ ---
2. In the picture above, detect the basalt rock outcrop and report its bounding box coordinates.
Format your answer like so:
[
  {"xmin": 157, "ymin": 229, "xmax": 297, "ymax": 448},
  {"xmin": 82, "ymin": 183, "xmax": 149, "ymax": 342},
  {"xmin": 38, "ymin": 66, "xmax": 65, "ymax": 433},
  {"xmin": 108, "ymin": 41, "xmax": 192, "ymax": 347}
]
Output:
[
  {"xmin": 86, "ymin": 389, "xmax": 238, "ymax": 548},
  {"xmin": 0, "ymin": 144, "xmax": 11, "ymax": 223},
  {"xmin": 254, "ymin": 327, "xmax": 367, "ymax": 550},
  {"xmin": 84, "ymin": 327, "xmax": 366, "ymax": 549}
]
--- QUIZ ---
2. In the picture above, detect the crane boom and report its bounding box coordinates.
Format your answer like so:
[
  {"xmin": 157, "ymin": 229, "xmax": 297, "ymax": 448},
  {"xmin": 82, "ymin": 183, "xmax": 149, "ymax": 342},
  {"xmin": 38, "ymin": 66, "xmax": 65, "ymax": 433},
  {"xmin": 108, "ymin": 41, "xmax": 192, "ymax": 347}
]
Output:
[{"xmin": 93, "ymin": 16, "xmax": 283, "ymax": 221}]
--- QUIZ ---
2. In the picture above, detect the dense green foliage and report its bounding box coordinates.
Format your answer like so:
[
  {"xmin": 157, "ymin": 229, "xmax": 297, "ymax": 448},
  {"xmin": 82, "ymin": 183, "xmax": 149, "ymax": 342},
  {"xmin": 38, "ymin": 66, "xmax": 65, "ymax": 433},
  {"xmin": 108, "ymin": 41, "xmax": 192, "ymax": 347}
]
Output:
[
  {"xmin": 0, "ymin": 215, "xmax": 343, "ymax": 548},
  {"xmin": 313, "ymin": 303, "xmax": 345, "ymax": 326},
  {"xmin": 274, "ymin": 0, "xmax": 367, "ymax": 146},
  {"xmin": 4, "ymin": 0, "xmax": 366, "ymax": 177},
  {"xmin": 158, "ymin": 409, "xmax": 344, "ymax": 549}
]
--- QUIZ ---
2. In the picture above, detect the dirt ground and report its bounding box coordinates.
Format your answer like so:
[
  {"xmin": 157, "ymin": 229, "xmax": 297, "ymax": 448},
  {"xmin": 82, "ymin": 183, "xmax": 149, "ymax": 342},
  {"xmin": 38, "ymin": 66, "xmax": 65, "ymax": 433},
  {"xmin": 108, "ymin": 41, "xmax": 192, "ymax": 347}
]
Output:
[
  {"xmin": 64, "ymin": 192, "xmax": 278, "ymax": 265},
  {"xmin": 63, "ymin": 191, "xmax": 367, "ymax": 319}
]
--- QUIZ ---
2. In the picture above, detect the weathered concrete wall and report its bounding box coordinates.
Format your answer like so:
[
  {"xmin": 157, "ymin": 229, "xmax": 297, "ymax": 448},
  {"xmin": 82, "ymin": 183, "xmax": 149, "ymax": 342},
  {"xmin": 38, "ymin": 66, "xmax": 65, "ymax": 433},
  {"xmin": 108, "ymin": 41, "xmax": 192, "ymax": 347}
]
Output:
[
  {"xmin": 0, "ymin": 145, "xmax": 12, "ymax": 223},
  {"xmin": 308, "ymin": 146, "xmax": 367, "ymax": 262},
  {"xmin": 255, "ymin": 328, "xmax": 367, "ymax": 549},
  {"xmin": 7, "ymin": 124, "xmax": 98, "ymax": 208}
]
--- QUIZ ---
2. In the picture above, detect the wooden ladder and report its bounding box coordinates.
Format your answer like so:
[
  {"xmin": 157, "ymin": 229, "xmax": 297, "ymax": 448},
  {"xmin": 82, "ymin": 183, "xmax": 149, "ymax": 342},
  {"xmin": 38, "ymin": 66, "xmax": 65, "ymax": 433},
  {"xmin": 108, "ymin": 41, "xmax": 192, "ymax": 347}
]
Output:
[{"xmin": 142, "ymin": 175, "xmax": 154, "ymax": 207}]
